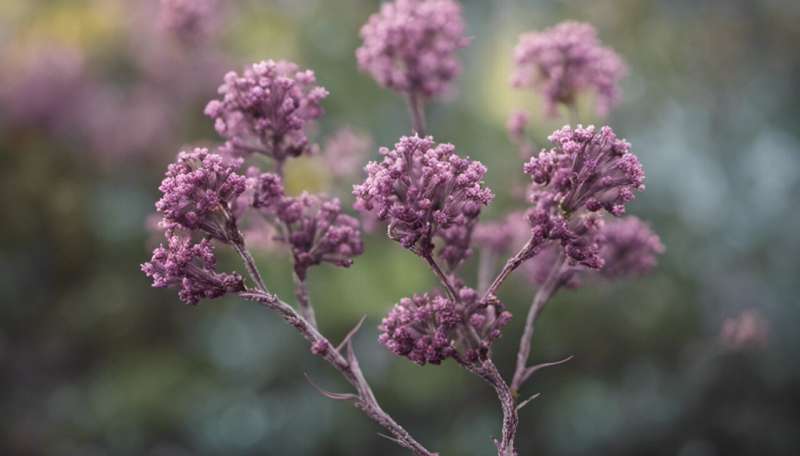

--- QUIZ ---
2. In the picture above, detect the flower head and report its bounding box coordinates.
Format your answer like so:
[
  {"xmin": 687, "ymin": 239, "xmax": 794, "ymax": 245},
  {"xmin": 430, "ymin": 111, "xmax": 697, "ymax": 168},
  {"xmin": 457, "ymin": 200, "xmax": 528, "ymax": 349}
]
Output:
[
  {"xmin": 512, "ymin": 21, "xmax": 626, "ymax": 117},
  {"xmin": 353, "ymin": 135, "xmax": 493, "ymax": 267},
  {"xmin": 141, "ymin": 236, "xmax": 244, "ymax": 305},
  {"xmin": 524, "ymin": 125, "xmax": 644, "ymax": 268},
  {"xmin": 254, "ymin": 173, "xmax": 364, "ymax": 278},
  {"xmin": 379, "ymin": 286, "xmax": 512, "ymax": 366},
  {"xmin": 599, "ymin": 216, "xmax": 664, "ymax": 279},
  {"xmin": 159, "ymin": 0, "xmax": 217, "ymax": 45},
  {"xmin": 204, "ymin": 60, "xmax": 329, "ymax": 162},
  {"xmin": 357, "ymin": 0, "xmax": 469, "ymax": 98},
  {"xmin": 721, "ymin": 310, "xmax": 769, "ymax": 350},
  {"xmin": 473, "ymin": 212, "xmax": 530, "ymax": 256},
  {"xmin": 155, "ymin": 148, "xmax": 246, "ymax": 241},
  {"xmin": 321, "ymin": 128, "xmax": 373, "ymax": 179}
]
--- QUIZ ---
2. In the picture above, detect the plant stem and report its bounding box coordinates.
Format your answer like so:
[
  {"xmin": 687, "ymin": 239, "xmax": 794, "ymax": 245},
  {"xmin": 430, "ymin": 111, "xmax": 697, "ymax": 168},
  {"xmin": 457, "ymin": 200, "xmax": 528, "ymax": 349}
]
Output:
[
  {"xmin": 510, "ymin": 253, "xmax": 565, "ymax": 393},
  {"xmin": 232, "ymin": 245, "xmax": 437, "ymax": 456},
  {"xmin": 422, "ymin": 252, "xmax": 458, "ymax": 303},
  {"xmin": 293, "ymin": 272, "xmax": 318, "ymax": 328},
  {"xmin": 483, "ymin": 236, "xmax": 538, "ymax": 301},
  {"xmin": 406, "ymin": 92, "xmax": 427, "ymax": 136},
  {"xmin": 461, "ymin": 358, "xmax": 518, "ymax": 456}
]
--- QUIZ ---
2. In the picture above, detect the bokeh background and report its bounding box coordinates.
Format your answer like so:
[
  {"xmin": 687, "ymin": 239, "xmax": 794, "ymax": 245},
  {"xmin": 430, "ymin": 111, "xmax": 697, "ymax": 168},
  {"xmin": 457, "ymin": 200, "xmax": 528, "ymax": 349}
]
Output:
[{"xmin": 2, "ymin": 0, "xmax": 799, "ymax": 455}]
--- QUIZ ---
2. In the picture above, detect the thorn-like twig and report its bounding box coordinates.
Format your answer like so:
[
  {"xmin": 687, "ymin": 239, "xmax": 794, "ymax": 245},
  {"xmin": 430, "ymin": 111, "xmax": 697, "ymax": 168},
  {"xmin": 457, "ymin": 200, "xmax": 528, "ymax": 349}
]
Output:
[
  {"xmin": 304, "ymin": 373, "xmax": 358, "ymax": 401},
  {"xmin": 516, "ymin": 393, "xmax": 541, "ymax": 412},
  {"xmin": 337, "ymin": 315, "xmax": 368, "ymax": 353},
  {"xmin": 521, "ymin": 355, "xmax": 574, "ymax": 385}
]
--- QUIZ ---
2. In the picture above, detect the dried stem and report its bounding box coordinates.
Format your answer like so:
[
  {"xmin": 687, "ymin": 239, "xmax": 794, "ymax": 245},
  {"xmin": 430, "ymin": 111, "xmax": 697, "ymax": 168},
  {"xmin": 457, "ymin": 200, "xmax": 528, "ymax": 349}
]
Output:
[
  {"xmin": 483, "ymin": 236, "xmax": 538, "ymax": 301},
  {"xmin": 233, "ymin": 249, "xmax": 436, "ymax": 456},
  {"xmin": 478, "ymin": 249, "xmax": 496, "ymax": 295},
  {"xmin": 422, "ymin": 252, "xmax": 458, "ymax": 302},
  {"xmin": 293, "ymin": 272, "xmax": 318, "ymax": 328},
  {"xmin": 406, "ymin": 92, "xmax": 427, "ymax": 136},
  {"xmin": 510, "ymin": 252, "xmax": 566, "ymax": 393},
  {"xmin": 460, "ymin": 358, "xmax": 518, "ymax": 456}
]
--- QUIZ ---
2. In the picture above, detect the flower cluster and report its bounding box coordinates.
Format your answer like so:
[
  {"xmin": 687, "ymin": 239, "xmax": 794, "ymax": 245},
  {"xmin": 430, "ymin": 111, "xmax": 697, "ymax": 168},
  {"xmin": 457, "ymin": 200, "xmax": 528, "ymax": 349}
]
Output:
[
  {"xmin": 158, "ymin": 0, "xmax": 217, "ymax": 44},
  {"xmin": 379, "ymin": 286, "xmax": 512, "ymax": 366},
  {"xmin": 512, "ymin": 21, "xmax": 626, "ymax": 117},
  {"xmin": 155, "ymin": 148, "xmax": 247, "ymax": 241},
  {"xmin": 141, "ymin": 236, "xmax": 244, "ymax": 305},
  {"xmin": 524, "ymin": 125, "xmax": 644, "ymax": 268},
  {"xmin": 599, "ymin": 216, "xmax": 665, "ymax": 279},
  {"xmin": 205, "ymin": 60, "xmax": 329, "ymax": 162},
  {"xmin": 721, "ymin": 310, "xmax": 769, "ymax": 350},
  {"xmin": 356, "ymin": 0, "xmax": 469, "ymax": 98},
  {"xmin": 321, "ymin": 128, "xmax": 373, "ymax": 179},
  {"xmin": 353, "ymin": 135, "xmax": 493, "ymax": 267},
  {"xmin": 473, "ymin": 212, "xmax": 530, "ymax": 256},
  {"xmin": 254, "ymin": 173, "xmax": 364, "ymax": 278}
]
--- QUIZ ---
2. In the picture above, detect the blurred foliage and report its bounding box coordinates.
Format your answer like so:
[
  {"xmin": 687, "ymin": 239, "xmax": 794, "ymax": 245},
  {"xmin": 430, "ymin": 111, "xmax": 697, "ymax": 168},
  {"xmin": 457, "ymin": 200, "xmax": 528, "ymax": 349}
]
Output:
[{"xmin": 1, "ymin": 0, "xmax": 799, "ymax": 455}]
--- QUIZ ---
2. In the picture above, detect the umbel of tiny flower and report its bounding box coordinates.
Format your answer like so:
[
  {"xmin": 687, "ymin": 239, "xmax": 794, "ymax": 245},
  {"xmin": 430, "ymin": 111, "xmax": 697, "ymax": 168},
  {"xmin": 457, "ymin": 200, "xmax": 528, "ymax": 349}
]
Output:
[
  {"xmin": 253, "ymin": 172, "xmax": 364, "ymax": 279},
  {"xmin": 512, "ymin": 21, "xmax": 627, "ymax": 117},
  {"xmin": 158, "ymin": 0, "xmax": 217, "ymax": 45},
  {"xmin": 353, "ymin": 135, "xmax": 493, "ymax": 269},
  {"xmin": 141, "ymin": 235, "xmax": 244, "ymax": 305},
  {"xmin": 204, "ymin": 60, "xmax": 329, "ymax": 162},
  {"xmin": 155, "ymin": 147, "xmax": 246, "ymax": 242},
  {"xmin": 598, "ymin": 216, "xmax": 665, "ymax": 279},
  {"xmin": 379, "ymin": 285, "xmax": 512, "ymax": 366},
  {"xmin": 356, "ymin": 0, "xmax": 469, "ymax": 99},
  {"xmin": 524, "ymin": 125, "xmax": 645, "ymax": 269}
]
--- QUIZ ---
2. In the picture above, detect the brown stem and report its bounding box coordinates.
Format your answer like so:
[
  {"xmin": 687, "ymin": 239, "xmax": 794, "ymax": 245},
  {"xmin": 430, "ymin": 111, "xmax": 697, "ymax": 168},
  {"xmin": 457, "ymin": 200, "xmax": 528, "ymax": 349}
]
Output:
[
  {"xmin": 232, "ymin": 250, "xmax": 436, "ymax": 455},
  {"xmin": 510, "ymin": 253, "xmax": 566, "ymax": 393},
  {"xmin": 461, "ymin": 358, "xmax": 518, "ymax": 456},
  {"xmin": 239, "ymin": 290, "xmax": 436, "ymax": 455},
  {"xmin": 422, "ymin": 252, "xmax": 458, "ymax": 303},
  {"xmin": 406, "ymin": 92, "xmax": 427, "ymax": 136},
  {"xmin": 293, "ymin": 272, "xmax": 317, "ymax": 328},
  {"xmin": 483, "ymin": 236, "xmax": 539, "ymax": 301}
]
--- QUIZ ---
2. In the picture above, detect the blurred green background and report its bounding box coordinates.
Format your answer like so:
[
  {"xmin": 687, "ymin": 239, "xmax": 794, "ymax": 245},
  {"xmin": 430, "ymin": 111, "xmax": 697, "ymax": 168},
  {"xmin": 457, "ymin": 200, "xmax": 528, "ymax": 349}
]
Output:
[{"xmin": 1, "ymin": 0, "xmax": 799, "ymax": 455}]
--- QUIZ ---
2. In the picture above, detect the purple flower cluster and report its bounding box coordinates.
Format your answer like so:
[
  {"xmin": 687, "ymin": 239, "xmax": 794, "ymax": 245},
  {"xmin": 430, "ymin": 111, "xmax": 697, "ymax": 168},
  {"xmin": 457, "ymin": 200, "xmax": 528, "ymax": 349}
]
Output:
[
  {"xmin": 473, "ymin": 212, "xmax": 530, "ymax": 256},
  {"xmin": 512, "ymin": 21, "xmax": 626, "ymax": 117},
  {"xmin": 254, "ymin": 173, "xmax": 364, "ymax": 278},
  {"xmin": 524, "ymin": 125, "xmax": 644, "ymax": 268},
  {"xmin": 356, "ymin": 0, "xmax": 469, "ymax": 98},
  {"xmin": 158, "ymin": 0, "xmax": 217, "ymax": 45},
  {"xmin": 321, "ymin": 128, "xmax": 373, "ymax": 179},
  {"xmin": 599, "ymin": 216, "xmax": 664, "ymax": 279},
  {"xmin": 353, "ymin": 135, "xmax": 493, "ymax": 267},
  {"xmin": 141, "ymin": 236, "xmax": 244, "ymax": 305},
  {"xmin": 205, "ymin": 60, "xmax": 329, "ymax": 162},
  {"xmin": 379, "ymin": 286, "xmax": 512, "ymax": 365},
  {"xmin": 155, "ymin": 148, "xmax": 247, "ymax": 241}
]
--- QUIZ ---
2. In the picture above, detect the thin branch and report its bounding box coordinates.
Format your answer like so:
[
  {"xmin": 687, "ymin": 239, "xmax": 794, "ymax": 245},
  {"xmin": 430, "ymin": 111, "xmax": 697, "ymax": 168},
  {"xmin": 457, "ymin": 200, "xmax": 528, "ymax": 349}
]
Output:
[
  {"xmin": 422, "ymin": 252, "xmax": 458, "ymax": 303},
  {"xmin": 406, "ymin": 92, "xmax": 427, "ymax": 136},
  {"xmin": 293, "ymin": 272, "xmax": 318, "ymax": 328},
  {"xmin": 510, "ymin": 253, "xmax": 566, "ymax": 393},
  {"xmin": 483, "ymin": 236, "xmax": 538, "ymax": 301},
  {"xmin": 459, "ymin": 358, "xmax": 518, "ymax": 456}
]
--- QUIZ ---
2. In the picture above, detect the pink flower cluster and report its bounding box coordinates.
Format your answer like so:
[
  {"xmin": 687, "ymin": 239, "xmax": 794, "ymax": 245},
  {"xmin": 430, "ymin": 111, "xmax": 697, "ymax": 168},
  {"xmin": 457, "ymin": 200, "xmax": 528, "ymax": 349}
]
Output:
[
  {"xmin": 205, "ymin": 60, "xmax": 329, "ymax": 162},
  {"xmin": 353, "ymin": 135, "xmax": 493, "ymax": 268},
  {"xmin": 513, "ymin": 21, "xmax": 626, "ymax": 117},
  {"xmin": 379, "ymin": 286, "xmax": 512, "ymax": 365},
  {"xmin": 357, "ymin": 0, "xmax": 469, "ymax": 98},
  {"xmin": 524, "ymin": 125, "xmax": 644, "ymax": 269}
]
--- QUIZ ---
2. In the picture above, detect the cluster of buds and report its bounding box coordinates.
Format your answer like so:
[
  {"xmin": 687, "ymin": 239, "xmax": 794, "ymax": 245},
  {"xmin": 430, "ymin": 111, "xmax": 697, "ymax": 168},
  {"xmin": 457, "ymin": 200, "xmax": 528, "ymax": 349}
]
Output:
[
  {"xmin": 379, "ymin": 285, "xmax": 512, "ymax": 366},
  {"xmin": 205, "ymin": 60, "xmax": 329, "ymax": 163},
  {"xmin": 253, "ymin": 172, "xmax": 364, "ymax": 279},
  {"xmin": 524, "ymin": 125, "xmax": 645, "ymax": 269},
  {"xmin": 353, "ymin": 135, "xmax": 493, "ymax": 269},
  {"xmin": 357, "ymin": 0, "xmax": 469, "ymax": 99},
  {"xmin": 512, "ymin": 21, "xmax": 627, "ymax": 117}
]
